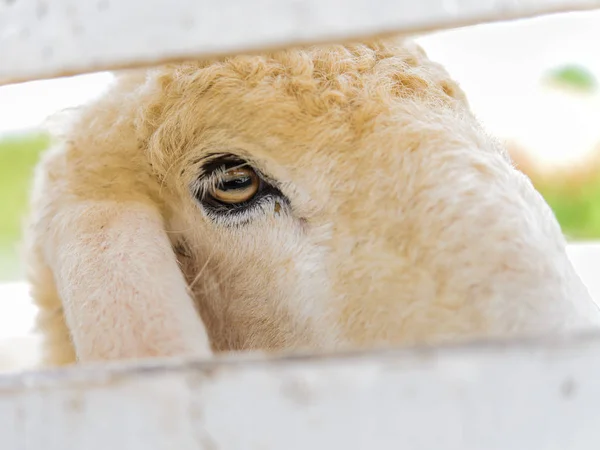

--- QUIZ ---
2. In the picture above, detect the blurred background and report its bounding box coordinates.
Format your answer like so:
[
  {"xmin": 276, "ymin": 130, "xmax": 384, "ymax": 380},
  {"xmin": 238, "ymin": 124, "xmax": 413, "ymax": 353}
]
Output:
[{"xmin": 2, "ymin": 9, "xmax": 600, "ymax": 371}]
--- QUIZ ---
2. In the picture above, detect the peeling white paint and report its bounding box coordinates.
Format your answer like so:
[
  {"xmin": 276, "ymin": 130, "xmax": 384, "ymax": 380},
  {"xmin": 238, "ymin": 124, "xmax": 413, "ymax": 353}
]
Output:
[{"xmin": 2, "ymin": 332, "xmax": 600, "ymax": 449}]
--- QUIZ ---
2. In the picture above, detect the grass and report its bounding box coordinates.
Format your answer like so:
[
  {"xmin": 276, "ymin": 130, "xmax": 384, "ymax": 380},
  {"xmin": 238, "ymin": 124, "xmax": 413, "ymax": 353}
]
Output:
[
  {"xmin": 528, "ymin": 170, "xmax": 600, "ymax": 240},
  {"xmin": 509, "ymin": 142, "xmax": 600, "ymax": 240},
  {"xmin": 1, "ymin": 132, "xmax": 600, "ymax": 281},
  {"xmin": 544, "ymin": 64, "xmax": 598, "ymax": 93},
  {"xmin": 0, "ymin": 133, "xmax": 49, "ymax": 281}
]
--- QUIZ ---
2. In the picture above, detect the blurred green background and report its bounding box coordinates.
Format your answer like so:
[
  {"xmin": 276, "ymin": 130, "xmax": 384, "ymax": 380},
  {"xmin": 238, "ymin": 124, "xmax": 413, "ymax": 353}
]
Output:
[
  {"xmin": 532, "ymin": 171, "xmax": 600, "ymax": 240},
  {"xmin": 0, "ymin": 133, "xmax": 49, "ymax": 281}
]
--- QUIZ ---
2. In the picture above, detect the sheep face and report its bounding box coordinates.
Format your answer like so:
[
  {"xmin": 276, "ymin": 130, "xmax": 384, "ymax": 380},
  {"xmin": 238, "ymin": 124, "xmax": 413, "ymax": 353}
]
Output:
[
  {"xmin": 28, "ymin": 39, "xmax": 600, "ymax": 365},
  {"xmin": 130, "ymin": 40, "xmax": 597, "ymax": 353}
]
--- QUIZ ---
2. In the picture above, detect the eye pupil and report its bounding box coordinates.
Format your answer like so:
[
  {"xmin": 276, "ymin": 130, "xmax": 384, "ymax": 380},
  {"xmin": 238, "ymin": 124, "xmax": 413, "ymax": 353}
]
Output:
[
  {"xmin": 220, "ymin": 175, "xmax": 252, "ymax": 191},
  {"xmin": 208, "ymin": 166, "xmax": 260, "ymax": 204}
]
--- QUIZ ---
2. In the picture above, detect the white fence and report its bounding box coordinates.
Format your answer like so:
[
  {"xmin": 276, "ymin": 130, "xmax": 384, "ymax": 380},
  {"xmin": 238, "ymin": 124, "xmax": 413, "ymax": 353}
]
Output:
[
  {"xmin": 2, "ymin": 333, "xmax": 600, "ymax": 450},
  {"xmin": 2, "ymin": 1, "xmax": 600, "ymax": 449},
  {"xmin": 2, "ymin": 0, "xmax": 600, "ymax": 83}
]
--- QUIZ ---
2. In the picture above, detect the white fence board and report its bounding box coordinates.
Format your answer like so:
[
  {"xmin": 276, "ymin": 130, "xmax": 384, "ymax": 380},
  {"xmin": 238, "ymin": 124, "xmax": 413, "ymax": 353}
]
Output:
[
  {"xmin": 2, "ymin": 0, "xmax": 600, "ymax": 84},
  {"xmin": 2, "ymin": 331, "xmax": 600, "ymax": 449}
]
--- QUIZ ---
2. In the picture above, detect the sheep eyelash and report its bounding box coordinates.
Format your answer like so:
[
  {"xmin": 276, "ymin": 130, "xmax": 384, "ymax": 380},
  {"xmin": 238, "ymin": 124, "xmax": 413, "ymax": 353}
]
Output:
[
  {"xmin": 191, "ymin": 155, "xmax": 256, "ymax": 202},
  {"xmin": 204, "ymin": 195, "xmax": 285, "ymax": 227},
  {"xmin": 193, "ymin": 165, "xmax": 246, "ymax": 199}
]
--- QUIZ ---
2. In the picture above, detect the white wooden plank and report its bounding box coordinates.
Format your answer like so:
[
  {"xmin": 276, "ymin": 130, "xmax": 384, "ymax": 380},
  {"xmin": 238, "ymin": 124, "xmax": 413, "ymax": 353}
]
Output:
[
  {"xmin": 1, "ymin": 0, "xmax": 600, "ymax": 85},
  {"xmin": 2, "ymin": 331, "xmax": 600, "ymax": 449}
]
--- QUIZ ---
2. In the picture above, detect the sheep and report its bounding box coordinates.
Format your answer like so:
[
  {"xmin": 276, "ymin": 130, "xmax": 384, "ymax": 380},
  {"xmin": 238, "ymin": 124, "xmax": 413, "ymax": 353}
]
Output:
[{"xmin": 23, "ymin": 38, "xmax": 600, "ymax": 368}]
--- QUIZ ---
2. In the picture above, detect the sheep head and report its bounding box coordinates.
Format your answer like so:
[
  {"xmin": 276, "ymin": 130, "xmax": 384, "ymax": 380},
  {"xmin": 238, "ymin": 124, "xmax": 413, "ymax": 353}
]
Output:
[{"xmin": 25, "ymin": 39, "xmax": 600, "ymax": 365}]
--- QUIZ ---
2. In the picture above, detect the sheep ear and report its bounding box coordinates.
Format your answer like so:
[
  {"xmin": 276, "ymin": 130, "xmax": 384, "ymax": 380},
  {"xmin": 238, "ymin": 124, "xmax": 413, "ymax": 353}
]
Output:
[
  {"xmin": 32, "ymin": 194, "xmax": 212, "ymax": 363},
  {"xmin": 24, "ymin": 69, "xmax": 212, "ymax": 365}
]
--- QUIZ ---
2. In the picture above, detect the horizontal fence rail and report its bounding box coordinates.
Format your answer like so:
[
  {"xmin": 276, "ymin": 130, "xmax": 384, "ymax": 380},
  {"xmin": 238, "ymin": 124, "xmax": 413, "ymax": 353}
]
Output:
[
  {"xmin": 1, "ymin": 0, "xmax": 600, "ymax": 84},
  {"xmin": 2, "ymin": 331, "xmax": 600, "ymax": 450}
]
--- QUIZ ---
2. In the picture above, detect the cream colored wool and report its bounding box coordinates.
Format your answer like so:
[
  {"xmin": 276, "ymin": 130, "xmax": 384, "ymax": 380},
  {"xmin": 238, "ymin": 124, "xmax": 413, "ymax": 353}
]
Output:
[{"xmin": 23, "ymin": 38, "xmax": 600, "ymax": 367}]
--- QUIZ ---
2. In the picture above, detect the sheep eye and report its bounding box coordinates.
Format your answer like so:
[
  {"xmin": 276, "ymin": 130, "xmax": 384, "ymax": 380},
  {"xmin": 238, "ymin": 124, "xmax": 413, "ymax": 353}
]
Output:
[
  {"xmin": 196, "ymin": 155, "xmax": 286, "ymax": 220},
  {"xmin": 209, "ymin": 167, "xmax": 260, "ymax": 204}
]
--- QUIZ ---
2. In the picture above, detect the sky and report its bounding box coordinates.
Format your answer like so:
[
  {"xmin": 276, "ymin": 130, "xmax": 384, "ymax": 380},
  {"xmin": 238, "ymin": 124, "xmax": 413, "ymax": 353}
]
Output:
[
  {"xmin": 418, "ymin": 9, "xmax": 600, "ymax": 167},
  {"xmin": 0, "ymin": 72, "xmax": 114, "ymax": 135}
]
